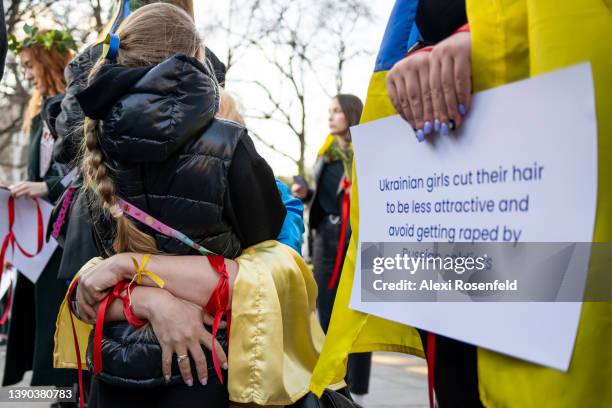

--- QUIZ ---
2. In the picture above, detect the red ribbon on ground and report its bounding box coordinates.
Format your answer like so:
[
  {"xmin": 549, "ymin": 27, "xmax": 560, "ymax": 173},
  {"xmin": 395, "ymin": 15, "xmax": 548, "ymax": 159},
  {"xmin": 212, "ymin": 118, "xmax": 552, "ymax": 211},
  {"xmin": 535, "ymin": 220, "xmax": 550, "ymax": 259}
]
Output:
[
  {"xmin": 328, "ymin": 177, "xmax": 352, "ymax": 290},
  {"xmin": 426, "ymin": 332, "xmax": 436, "ymax": 408},
  {"xmin": 204, "ymin": 255, "xmax": 231, "ymax": 384},
  {"xmin": 0, "ymin": 196, "xmax": 44, "ymax": 324}
]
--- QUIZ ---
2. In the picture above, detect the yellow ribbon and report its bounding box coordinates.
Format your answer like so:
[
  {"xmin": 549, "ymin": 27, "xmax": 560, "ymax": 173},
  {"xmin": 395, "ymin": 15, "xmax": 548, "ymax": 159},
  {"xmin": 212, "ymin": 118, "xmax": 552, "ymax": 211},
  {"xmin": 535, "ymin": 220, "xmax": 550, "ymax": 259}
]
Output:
[{"xmin": 127, "ymin": 254, "xmax": 165, "ymax": 305}]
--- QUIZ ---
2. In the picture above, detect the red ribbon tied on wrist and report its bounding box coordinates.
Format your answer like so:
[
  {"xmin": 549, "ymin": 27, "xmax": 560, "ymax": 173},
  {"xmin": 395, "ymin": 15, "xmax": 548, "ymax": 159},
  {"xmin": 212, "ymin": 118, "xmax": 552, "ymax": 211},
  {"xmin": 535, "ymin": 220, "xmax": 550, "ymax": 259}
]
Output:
[{"xmin": 204, "ymin": 255, "xmax": 231, "ymax": 384}]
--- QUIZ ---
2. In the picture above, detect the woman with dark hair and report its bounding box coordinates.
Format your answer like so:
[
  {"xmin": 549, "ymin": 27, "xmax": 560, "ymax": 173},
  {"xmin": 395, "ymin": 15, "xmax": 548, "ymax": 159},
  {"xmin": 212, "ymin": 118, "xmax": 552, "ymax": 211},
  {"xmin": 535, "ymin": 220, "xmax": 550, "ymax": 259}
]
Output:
[{"xmin": 292, "ymin": 94, "xmax": 372, "ymax": 403}]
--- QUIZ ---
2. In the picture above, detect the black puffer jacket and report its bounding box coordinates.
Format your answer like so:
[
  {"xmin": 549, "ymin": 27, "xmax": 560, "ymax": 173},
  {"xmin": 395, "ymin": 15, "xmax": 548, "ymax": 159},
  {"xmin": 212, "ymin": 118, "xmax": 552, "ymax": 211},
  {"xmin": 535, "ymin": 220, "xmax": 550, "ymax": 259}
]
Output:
[
  {"xmin": 75, "ymin": 54, "xmax": 285, "ymax": 387},
  {"xmin": 54, "ymin": 45, "xmax": 227, "ymax": 166},
  {"xmin": 77, "ymin": 54, "xmax": 244, "ymax": 258}
]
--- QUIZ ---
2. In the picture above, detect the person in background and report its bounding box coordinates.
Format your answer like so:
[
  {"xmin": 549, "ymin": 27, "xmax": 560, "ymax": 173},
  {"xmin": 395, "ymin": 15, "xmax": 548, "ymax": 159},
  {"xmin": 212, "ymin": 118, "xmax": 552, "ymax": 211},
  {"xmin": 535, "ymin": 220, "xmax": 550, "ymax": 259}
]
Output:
[
  {"xmin": 2, "ymin": 25, "xmax": 78, "ymax": 402},
  {"xmin": 291, "ymin": 94, "xmax": 372, "ymax": 404}
]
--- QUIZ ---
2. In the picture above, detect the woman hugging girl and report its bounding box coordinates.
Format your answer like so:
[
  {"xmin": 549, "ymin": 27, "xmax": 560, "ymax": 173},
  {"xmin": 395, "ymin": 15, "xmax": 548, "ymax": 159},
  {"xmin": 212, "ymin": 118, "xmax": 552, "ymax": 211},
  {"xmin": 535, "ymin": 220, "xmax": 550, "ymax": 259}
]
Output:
[{"xmin": 55, "ymin": 3, "xmax": 334, "ymax": 407}]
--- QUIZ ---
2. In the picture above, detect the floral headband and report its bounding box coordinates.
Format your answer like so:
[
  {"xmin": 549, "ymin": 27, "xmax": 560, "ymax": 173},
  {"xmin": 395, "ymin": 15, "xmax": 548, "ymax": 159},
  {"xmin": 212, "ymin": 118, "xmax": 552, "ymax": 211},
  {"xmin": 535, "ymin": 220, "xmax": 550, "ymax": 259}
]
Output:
[{"xmin": 8, "ymin": 24, "xmax": 77, "ymax": 55}]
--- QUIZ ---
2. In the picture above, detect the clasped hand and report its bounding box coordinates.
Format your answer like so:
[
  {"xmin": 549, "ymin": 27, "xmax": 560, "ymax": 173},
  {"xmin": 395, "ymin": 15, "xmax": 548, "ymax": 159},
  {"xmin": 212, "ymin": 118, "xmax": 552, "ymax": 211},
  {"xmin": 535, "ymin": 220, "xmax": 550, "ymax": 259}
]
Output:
[
  {"xmin": 386, "ymin": 32, "xmax": 472, "ymax": 140},
  {"xmin": 76, "ymin": 254, "xmax": 227, "ymax": 387}
]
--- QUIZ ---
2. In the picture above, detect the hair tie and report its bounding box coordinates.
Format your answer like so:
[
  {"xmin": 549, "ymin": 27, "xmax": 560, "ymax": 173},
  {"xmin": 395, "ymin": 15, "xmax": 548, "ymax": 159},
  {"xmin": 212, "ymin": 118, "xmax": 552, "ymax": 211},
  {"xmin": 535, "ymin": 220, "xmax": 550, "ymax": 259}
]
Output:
[
  {"xmin": 109, "ymin": 203, "xmax": 124, "ymax": 218},
  {"xmin": 105, "ymin": 33, "xmax": 120, "ymax": 61}
]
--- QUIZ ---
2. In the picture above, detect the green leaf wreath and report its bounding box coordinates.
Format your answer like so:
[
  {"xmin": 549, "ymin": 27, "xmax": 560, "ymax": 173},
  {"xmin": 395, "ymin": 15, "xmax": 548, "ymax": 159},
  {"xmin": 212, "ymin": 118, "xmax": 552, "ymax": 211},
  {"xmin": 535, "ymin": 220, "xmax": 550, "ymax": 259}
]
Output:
[{"xmin": 8, "ymin": 24, "xmax": 77, "ymax": 55}]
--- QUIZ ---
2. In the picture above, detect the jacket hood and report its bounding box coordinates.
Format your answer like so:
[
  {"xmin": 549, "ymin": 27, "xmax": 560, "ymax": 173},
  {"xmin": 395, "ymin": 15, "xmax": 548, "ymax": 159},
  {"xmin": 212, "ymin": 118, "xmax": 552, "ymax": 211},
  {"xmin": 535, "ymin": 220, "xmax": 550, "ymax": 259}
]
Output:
[{"xmin": 76, "ymin": 54, "xmax": 219, "ymax": 163}]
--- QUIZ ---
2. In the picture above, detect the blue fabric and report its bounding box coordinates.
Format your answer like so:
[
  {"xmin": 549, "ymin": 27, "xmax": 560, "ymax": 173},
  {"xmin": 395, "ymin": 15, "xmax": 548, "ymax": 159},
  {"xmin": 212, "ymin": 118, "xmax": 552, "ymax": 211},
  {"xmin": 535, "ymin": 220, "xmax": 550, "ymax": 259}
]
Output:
[
  {"xmin": 374, "ymin": 0, "xmax": 421, "ymax": 72},
  {"xmin": 110, "ymin": 0, "xmax": 131, "ymax": 33},
  {"xmin": 276, "ymin": 180, "xmax": 305, "ymax": 255},
  {"xmin": 106, "ymin": 33, "xmax": 120, "ymax": 60}
]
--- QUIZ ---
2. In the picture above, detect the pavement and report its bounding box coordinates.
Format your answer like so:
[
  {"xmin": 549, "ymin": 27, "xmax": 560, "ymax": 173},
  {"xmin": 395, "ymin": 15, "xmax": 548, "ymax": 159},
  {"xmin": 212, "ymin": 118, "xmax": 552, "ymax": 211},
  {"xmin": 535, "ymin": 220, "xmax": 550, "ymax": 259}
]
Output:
[{"xmin": 0, "ymin": 346, "xmax": 428, "ymax": 407}]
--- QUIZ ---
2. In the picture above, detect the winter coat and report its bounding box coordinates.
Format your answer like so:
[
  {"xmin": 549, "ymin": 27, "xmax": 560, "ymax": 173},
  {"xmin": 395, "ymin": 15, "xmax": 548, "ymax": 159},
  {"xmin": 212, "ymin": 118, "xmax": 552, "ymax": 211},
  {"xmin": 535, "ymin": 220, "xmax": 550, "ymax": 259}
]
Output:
[
  {"xmin": 77, "ymin": 54, "xmax": 262, "ymax": 258},
  {"xmin": 53, "ymin": 45, "xmax": 227, "ymax": 166},
  {"xmin": 73, "ymin": 53, "xmax": 285, "ymax": 387}
]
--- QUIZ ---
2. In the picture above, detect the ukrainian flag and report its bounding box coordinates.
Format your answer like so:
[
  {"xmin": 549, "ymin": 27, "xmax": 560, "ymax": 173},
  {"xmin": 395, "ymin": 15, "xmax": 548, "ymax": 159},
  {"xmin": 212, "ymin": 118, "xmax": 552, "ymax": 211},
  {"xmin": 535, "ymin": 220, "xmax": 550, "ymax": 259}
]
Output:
[
  {"xmin": 311, "ymin": 0, "xmax": 612, "ymax": 406},
  {"xmin": 468, "ymin": 0, "xmax": 612, "ymax": 407}
]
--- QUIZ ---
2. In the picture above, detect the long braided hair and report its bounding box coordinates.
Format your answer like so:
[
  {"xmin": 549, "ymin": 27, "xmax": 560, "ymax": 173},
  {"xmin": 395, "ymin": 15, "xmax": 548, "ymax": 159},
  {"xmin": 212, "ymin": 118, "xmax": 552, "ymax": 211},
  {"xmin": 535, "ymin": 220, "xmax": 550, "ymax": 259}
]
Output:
[{"xmin": 81, "ymin": 3, "xmax": 213, "ymax": 254}]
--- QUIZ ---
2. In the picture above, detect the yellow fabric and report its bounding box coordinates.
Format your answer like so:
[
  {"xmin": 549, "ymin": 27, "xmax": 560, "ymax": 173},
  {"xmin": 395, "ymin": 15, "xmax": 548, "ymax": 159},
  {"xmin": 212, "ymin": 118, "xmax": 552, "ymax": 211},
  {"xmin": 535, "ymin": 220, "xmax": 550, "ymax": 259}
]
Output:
[
  {"xmin": 310, "ymin": 70, "xmax": 424, "ymax": 396},
  {"xmin": 54, "ymin": 260, "xmax": 96, "ymax": 370},
  {"xmin": 317, "ymin": 134, "xmax": 335, "ymax": 157},
  {"xmin": 54, "ymin": 242, "xmax": 335, "ymax": 405},
  {"xmin": 467, "ymin": 0, "xmax": 612, "ymax": 406},
  {"xmin": 96, "ymin": 0, "xmax": 121, "ymax": 44},
  {"xmin": 229, "ymin": 241, "xmax": 343, "ymax": 406}
]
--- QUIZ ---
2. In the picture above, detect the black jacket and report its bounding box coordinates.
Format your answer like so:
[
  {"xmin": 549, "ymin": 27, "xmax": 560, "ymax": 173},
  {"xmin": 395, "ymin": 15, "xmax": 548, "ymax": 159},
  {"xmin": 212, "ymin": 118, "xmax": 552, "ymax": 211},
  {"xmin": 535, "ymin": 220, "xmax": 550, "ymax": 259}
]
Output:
[
  {"xmin": 53, "ymin": 45, "xmax": 227, "ymax": 166},
  {"xmin": 74, "ymin": 54, "xmax": 284, "ymax": 387},
  {"xmin": 77, "ymin": 53, "xmax": 284, "ymax": 259}
]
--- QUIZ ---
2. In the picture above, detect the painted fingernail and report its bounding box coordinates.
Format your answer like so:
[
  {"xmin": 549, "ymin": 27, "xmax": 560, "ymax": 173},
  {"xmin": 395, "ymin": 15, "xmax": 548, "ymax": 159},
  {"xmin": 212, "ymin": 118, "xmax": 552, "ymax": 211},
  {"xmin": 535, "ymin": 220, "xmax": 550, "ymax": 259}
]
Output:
[
  {"xmin": 416, "ymin": 129, "xmax": 425, "ymax": 142},
  {"xmin": 441, "ymin": 123, "xmax": 449, "ymax": 136},
  {"xmin": 449, "ymin": 119, "xmax": 456, "ymax": 131},
  {"xmin": 186, "ymin": 379, "xmax": 193, "ymax": 387},
  {"xmin": 164, "ymin": 375, "xmax": 170, "ymax": 382},
  {"xmin": 434, "ymin": 119, "xmax": 441, "ymax": 132},
  {"xmin": 200, "ymin": 377, "xmax": 208, "ymax": 386},
  {"xmin": 423, "ymin": 121, "xmax": 432, "ymax": 135},
  {"xmin": 459, "ymin": 104, "xmax": 466, "ymax": 116},
  {"xmin": 222, "ymin": 362, "xmax": 228, "ymax": 370}
]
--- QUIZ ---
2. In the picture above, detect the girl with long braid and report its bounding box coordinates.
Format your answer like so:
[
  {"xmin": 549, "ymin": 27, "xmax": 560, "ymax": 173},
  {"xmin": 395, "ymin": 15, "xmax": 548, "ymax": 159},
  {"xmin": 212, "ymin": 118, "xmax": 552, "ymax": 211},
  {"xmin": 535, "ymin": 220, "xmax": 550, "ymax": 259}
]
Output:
[{"xmin": 54, "ymin": 4, "xmax": 334, "ymax": 407}]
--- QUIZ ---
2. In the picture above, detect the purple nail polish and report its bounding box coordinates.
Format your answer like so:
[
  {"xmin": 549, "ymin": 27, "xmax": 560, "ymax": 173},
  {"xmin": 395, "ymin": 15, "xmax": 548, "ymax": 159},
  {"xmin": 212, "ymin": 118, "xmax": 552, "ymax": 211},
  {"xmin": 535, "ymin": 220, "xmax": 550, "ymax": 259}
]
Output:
[
  {"xmin": 416, "ymin": 129, "xmax": 425, "ymax": 142},
  {"xmin": 441, "ymin": 123, "xmax": 449, "ymax": 136},
  {"xmin": 459, "ymin": 104, "xmax": 466, "ymax": 116},
  {"xmin": 423, "ymin": 121, "xmax": 433, "ymax": 135},
  {"xmin": 434, "ymin": 119, "xmax": 441, "ymax": 132}
]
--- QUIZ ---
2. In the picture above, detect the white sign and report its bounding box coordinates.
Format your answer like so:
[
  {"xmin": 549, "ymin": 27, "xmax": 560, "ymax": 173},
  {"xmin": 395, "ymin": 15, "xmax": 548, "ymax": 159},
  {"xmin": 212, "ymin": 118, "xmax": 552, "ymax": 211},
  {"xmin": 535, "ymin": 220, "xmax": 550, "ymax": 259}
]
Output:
[
  {"xmin": 0, "ymin": 188, "xmax": 59, "ymax": 283},
  {"xmin": 350, "ymin": 63, "xmax": 597, "ymax": 371}
]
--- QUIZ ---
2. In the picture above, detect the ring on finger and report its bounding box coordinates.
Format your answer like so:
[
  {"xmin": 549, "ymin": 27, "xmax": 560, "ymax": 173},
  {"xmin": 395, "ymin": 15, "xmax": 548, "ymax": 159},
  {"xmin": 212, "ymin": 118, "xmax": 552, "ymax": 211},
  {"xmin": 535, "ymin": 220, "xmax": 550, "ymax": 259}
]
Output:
[{"xmin": 177, "ymin": 354, "xmax": 189, "ymax": 363}]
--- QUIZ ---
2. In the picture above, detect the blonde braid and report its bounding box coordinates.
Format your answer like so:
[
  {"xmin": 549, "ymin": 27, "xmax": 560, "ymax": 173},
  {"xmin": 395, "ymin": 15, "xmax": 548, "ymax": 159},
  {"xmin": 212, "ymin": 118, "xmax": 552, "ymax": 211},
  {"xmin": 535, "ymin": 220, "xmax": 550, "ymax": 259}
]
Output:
[
  {"xmin": 82, "ymin": 117, "xmax": 158, "ymax": 254},
  {"xmin": 80, "ymin": 3, "xmax": 205, "ymax": 255}
]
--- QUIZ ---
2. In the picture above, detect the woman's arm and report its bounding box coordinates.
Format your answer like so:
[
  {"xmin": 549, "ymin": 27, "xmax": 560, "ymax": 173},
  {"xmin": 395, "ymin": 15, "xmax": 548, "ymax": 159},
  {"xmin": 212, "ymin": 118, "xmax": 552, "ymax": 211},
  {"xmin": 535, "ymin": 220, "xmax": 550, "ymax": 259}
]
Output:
[
  {"xmin": 101, "ymin": 285, "xmax": 227, "ymax": 387},
  {"xmin": 77, "ymin": 253, "xmax": 238, "ymax": 318},
  {"xmin": 79, "ymin": 135, "xmax": 285, "ymax": 315}
]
